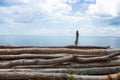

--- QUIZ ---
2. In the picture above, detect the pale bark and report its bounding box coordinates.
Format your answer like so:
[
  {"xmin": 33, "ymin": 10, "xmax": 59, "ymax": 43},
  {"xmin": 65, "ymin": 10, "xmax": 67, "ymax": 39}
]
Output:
[
  {"xmin": 0, "ymin": 72, "xmax": 119, "ymax": 80},
  {"xmin": 14, "ymin": 59, "xmax": 120, "ymax": 68},
  {"xmin": 0, "ymin": 55, "xmax": 73, "ymax": 68},
  {"xmin": 0, "ymin": 45, "xmax": 110, "ymax": 49},
  {"xmin": 0, "ymin": 52, "xmax": 119, "ymax": 68},
  {"xmin": 1, "ymin": 66, "xmax": 120, "ymax": 75},
  {"xmin": 0, "ymin": 48, "xmax": 119, "ymax": 55},
  {"xmin": 73, "ymin": 73, "xmax": 120, "ymax": 80},
  {"xmin": 76, "ymin": 52, "xmax": 120, "ymax": 63},
  {"xmin": 0, "ymin": 53, "xmax": 70, "ymax": 60},
  {"xmin": 0, "ymin": 72, "xmax": 67, "ymax": 80}
]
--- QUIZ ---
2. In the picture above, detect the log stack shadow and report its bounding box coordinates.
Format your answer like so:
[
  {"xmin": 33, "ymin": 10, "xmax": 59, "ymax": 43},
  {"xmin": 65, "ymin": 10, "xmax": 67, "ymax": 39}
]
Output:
[{"xmin": 0, "ymin": 45, "xmax": 120, "ymax": 80}]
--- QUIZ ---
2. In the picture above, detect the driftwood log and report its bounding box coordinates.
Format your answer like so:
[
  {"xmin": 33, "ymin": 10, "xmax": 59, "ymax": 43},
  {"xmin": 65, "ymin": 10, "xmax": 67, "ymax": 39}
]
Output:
[
  {"xmin": 0, "ymin": 47, "xmax": 120, "ymax": 80},
  {"xmin": 0, "ymin": 54, "xmax": 99, "ymax": 60},
  {"xmin": 1, "ymin": 66, "xmax": 120, "ymax": 75},
  {"xmin": 0, "ymin": 45, "xmax": 110, "ymax": 49},
  {"xmin": 0, "ymin": 52, "xmax": 119, "ymax": 68},
  {"xmin": 0, "ymin": 48, "xmax": 120, "ymax": 55},
  {"xmin": 0, "ymin": 72, "xmax": 119, "ymax": 80},
  {"xmin": 0, "ymin": 54, "xmax": 70, "ymax": 60},
  {"xmin": 13, "ymin": 59, "xmax": 120, "ymax": 68},
  {"xmin": 0, "ymin": 55, "xmax": 73, "ymax": 68},
  {"xmin": 0, "ymin": 51, "xmax": 119, "ymax": 60}
]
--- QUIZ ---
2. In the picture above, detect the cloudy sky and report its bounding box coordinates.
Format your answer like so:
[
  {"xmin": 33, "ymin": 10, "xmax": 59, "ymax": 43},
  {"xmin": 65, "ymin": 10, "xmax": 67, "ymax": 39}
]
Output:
[{"xmin": 0, "ymin": 0, "xmax": 120, "ymax": 36}]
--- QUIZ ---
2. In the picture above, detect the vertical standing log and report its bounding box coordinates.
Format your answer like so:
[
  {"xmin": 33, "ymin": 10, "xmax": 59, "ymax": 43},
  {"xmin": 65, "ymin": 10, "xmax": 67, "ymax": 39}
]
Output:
[{"xmin": 75, "ymin": 30, "xmax": 79, "ymax": 46}]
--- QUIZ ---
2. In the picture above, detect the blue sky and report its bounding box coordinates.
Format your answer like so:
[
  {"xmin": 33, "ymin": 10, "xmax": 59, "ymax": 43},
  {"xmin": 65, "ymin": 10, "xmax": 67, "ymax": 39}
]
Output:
[{"xmin": 0, "ymin": 0, "xmax": 120, "ymax": 36}]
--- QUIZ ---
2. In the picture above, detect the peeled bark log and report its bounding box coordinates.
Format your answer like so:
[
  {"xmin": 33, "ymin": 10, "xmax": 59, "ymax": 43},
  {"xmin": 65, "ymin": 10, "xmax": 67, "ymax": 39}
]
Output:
[
  {"xmin": 73, "ymin": 73, "xmax": 120, "ymax": 80},
  {"xmin": 0, "ymin": 51, "xmax": 118, "ymax": 60},
  {"xmin": 14, "ymin": 59, "xmax": 120, "ymax": 68},
  {"xmin": 1, "ymin": 66, "xmax": 120, "ymax": 75},
  {"xmin": 0, "ymin": 52, "xmax": 119, "ymax": 68},
  {"xmin": 0, "ymin": 72, "xmax": 119, "ymax": 80},
  {"xmin": 0, "ymin": 55, "xmax": 73, "ymax": 68},
  {"xmin": 0, "ymin": 54, "xmax": 70, "ymax": 60},
  {"xmin": 0, "ymin": 45, "xmax": 110, "ymax": 49},
  {"xmin": 0, "ymin": 72, "xmax": 67, "ymax": 80},
  {"xmin": 0, "ymin": 48, "xmax": 119, "ymax": 55},
  {"xmin": 76, "ymin": 52, "xmax": 120, "ymax": 63},
  {"xmin": 68, "ymin": 59, "xmax": 120, "ymax": 68},
  {"xmin": 0, "ymin": 53, "xmax": 100, "ymax": 60}
]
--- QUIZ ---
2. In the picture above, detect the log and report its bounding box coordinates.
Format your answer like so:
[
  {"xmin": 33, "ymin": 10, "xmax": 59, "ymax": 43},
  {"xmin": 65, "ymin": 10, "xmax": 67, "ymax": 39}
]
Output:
[
  {"xmin": 0, "ymin": 52, "xmax": 119, "ymax": 68},
  {"xmin": 1, "ymin": 66, "xmax": 120, "ymax": 75},
  {"xmin": 0, "ymin": 51, "xmax": 119, "ymax": 61},
  {"xmin": 0, "ymin": 72, "xmax": 67, "ymax": 80},
  {"xmin": 73, "ymin": 73, "xmax": 120, "ymax": 80},
  {"xmin": 0, "ymin": 53, "xmax": 102, "ymax": 60},
  {"xmin": 68, "ymin": 59, "xmax": 120, "ymax": 68},
  {"xmin": 14, "ymin": 59, "xmax": 120, "ymax": 68},
  {"xmin": 0, "ymin": 45, "xmax": 110, "ymax": 49},
  {"xmin": 0, "ymin": 72, "xmax": 119, "ymax": 80},
  {"xmin": 76, "ymin": 52, "xmax": 120, "ymax": 63},
  {"xmin": 0, "ymin": 53, "xmax": 70, "ymax": 60},
  {"xmin": 0, "ymin": 48, "xmax": 119, "ymax": 55},
  {"xmin": 0, "ymin": 55, "xmax": 73, "ymax": 68}
]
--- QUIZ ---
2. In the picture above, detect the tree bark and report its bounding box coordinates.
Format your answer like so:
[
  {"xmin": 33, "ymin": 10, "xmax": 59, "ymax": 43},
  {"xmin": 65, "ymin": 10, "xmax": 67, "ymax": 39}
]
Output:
[
  {"xmin": 0, "ymin": 51, "xmax": 119, "ymax": 61},
  {"xmin": 0, "ymin": 55, "xmax": 73, "ymax": 68},
  {"xmin": 0, "ymin": 72, "xmax": 67, "ymax": 80},
  {"xmin": 0, "ymin": 72, "xmax": 119, "ymax": 80},
  {"xmin": 1, "ymin": 66, "xmax": 120, "ymax": 75},
  {"xmin": 0, "ymin": 52, "xmax": 119, "ymax": 68},
  {"xmin": 14, "ymin": 59, "xmax": 120, "ymax": 68},
  {"xmin": 76, "ymin": 52, "xmax": 120, "ymax": 63},
  {"xmin": 0, "ymin": 54, "xmax": 70, "ymax": 60},
  {"xmin": 0, "ymin": 45, "xmax": 110, "ymax": 49},
  {"xmin": 0, "ymin": 48, "xmax": 119, "ymax": 55},
  {"xmin": 73, "ymin": 73, "xmax": 120, "ymax": 80}
]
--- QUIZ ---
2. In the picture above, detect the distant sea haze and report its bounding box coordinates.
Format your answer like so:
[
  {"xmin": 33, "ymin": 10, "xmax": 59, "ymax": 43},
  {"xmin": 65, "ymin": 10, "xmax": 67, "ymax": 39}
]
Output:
[{"xmin": 0, "ymin": 35, "xmax": 120, "ymax": 49}]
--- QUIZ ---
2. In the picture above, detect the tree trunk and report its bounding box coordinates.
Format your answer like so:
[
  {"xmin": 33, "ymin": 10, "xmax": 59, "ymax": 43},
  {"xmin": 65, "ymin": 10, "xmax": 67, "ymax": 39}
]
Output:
[
  {"xmin": 0, "ymin": 48, "xmax": 119, "ymax": 55},
  {"xmin": 1, "ymin": 66, "xmax": 120, "ymax": 75},
  {"xmin": 0, "ymin": 45, "xmax": 110, "ymax": 49},
  {"xmin": 0, "ymin": 72, "xmax": 119, "ymax": 80}
]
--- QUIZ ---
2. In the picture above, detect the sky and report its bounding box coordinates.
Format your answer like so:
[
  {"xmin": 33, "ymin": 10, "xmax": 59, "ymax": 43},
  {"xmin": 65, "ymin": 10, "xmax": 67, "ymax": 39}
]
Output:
[{"xmin": 0, "ymin": 0, "xmax": 120, "ymax": 36}]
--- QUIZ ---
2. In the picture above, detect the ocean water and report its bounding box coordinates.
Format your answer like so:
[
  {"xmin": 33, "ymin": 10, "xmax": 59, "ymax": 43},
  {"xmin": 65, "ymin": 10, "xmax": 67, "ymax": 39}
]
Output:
[{"xmin": 0, "ymin": 35, "xmax": 120, "ymax": 49}]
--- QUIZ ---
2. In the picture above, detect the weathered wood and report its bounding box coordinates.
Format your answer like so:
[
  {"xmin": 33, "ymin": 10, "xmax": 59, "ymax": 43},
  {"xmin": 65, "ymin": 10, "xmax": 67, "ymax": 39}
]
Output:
[
  {"xmin": 76, "ymin": 52, "xmax": 120, "ymax": 63},
  {"xmin": 74, "ymin": 30, "xmax": 79, "ymax": 46},
  {"xmin": 14, "ymin": 59, "xmax": 120, "ymax": 68},
  {"xmin": 1, "ymin": 66, "xmax": 120, "ymax": 75},
  {"xmin": 0, "ymin": 72, "xmax": 67, "ymax": 80},
  {"xmin": 0, "ymin": 72, "xmax": 119, "ymax": 80},
  {"xmin": 68, "ymin": 59, "xmax": 120, "ymax": 68},
  {"xmin": 0, "ymin": 53, "xmax": 102, "ymax": 60},
  {"xmin": 0, "ymin": 48, "xmax": 119, "ymax": 55},
  {"xmin": 0, "ymin": 55, "xmax": 73, "ymax": 68},
  {"xmin": 14, "ymin": 59, "xmax": 120, "ymax": 69},
  {"xmin": 0, "ymin": 53, "xmax": 70, "ymax": 60},
  {"xmin": 0, "ymin": 52, "xmax": 119, "ymax": 68},
  {"xmin": 73, "ymin": 73, "xmax": 120, "ymax": 80},
  {"xmin": 0, "ymin": 45, "xmax": 110, "ymax": 49}
]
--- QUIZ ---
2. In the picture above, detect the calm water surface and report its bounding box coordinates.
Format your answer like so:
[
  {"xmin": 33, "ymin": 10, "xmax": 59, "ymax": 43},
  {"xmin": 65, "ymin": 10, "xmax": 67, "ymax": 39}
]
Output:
[{"xmin": 0, "ymin": 35, "xmax": 120, "ymax": 49}]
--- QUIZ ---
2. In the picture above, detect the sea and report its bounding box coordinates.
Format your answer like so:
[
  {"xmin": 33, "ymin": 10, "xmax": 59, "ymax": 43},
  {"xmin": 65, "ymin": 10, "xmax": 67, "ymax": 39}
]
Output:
[{"xmin": 0, "ymin": 35, "xmax": 120, "ymax": 49}]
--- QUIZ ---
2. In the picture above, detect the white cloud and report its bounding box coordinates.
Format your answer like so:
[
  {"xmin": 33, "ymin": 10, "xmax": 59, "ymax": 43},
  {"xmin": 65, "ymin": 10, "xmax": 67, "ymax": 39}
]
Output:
[
  {"xmin": 0, "ymin": 0, "xmax": 74, "ymax": 24},
  {"xmin": 0, "ymin": 0, "xmax": 120, "ymax": 36},
  {"xmin": 86, "ymin": 0, "xmax": 120, "ymax": 18}
]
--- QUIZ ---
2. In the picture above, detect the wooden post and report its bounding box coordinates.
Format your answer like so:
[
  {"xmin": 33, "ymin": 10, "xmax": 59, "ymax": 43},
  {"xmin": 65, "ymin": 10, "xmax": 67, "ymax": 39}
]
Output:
[{"xmin": 75, "ymin": 30, "xmax": 79, "ymax": 46}]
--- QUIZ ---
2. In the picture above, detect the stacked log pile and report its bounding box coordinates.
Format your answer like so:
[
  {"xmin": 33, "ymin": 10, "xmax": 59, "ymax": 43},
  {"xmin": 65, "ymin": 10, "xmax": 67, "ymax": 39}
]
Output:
[{"xmin": 0, "ymin": 45, "xmax": 120, "ymax": 80}]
